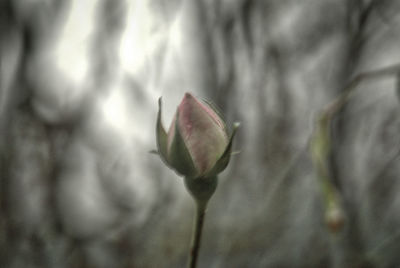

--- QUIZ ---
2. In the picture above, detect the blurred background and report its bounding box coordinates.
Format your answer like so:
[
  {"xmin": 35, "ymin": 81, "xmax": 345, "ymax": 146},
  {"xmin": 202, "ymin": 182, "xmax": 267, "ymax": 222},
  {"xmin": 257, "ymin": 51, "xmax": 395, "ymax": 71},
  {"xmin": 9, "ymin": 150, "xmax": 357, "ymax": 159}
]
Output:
[{"xmin": 1, "ymin": 0, "xmax": 400, "ymax": 267}]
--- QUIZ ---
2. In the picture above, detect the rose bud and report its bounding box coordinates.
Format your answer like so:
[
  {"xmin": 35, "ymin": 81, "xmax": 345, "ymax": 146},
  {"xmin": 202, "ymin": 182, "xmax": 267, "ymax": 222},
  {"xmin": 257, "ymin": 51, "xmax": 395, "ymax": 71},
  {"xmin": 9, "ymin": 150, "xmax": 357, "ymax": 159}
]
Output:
[
  {"xmin": 156, "ymin": 92, "xmax": 239, "ymax": 179},
  {"xmin": 325, "ymin": 204, "xmax": 345, "ymax": 233}
]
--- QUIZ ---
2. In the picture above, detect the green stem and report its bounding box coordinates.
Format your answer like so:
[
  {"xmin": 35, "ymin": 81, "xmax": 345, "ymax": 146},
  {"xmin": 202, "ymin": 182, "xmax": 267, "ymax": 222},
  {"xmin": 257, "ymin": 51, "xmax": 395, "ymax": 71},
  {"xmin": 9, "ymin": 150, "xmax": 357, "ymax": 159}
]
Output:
[
  {"xmin": 188, "ymin": 205, "xmax": 206, "ymax": 268},
  {"xmin": 184, "ymin": 176, "xmax": 217, "ymax": 268}
]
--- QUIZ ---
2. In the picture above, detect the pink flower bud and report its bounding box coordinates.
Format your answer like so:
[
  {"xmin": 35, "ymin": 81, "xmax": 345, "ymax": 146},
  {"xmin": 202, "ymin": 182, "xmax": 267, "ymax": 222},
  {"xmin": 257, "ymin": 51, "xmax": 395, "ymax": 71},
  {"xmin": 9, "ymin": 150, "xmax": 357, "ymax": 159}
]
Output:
[{"xmin": 156, "ymin": 93, "xmax": 238, "ymax": 178}]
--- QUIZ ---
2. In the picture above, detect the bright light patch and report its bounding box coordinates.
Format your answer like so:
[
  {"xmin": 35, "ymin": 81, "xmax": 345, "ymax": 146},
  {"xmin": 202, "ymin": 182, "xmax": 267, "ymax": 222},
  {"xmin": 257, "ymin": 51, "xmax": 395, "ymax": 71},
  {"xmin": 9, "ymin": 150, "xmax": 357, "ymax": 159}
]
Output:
[
  {"xmin": 101, "ymin": 87, "xmax": 131, "ymax": 143},
  {"xmin": 119, "ymin": 1, "xmax": 167, "ymax": 77},
  {"xmin": 119, "ymin": 1, "xmax": 151, "ymax": 75},
  {"xmin": 54, "ymin": 0, "xmax": 97, "ymax": 85}
]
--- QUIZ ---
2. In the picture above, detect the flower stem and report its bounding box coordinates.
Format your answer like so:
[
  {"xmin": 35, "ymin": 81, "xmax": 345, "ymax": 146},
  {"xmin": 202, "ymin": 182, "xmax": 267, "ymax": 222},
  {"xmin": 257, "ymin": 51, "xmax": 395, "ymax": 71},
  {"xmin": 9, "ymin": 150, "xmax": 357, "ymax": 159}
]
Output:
[{"xmin": 188, "ymin": 204, "xmax": 206, "ymax": 268}]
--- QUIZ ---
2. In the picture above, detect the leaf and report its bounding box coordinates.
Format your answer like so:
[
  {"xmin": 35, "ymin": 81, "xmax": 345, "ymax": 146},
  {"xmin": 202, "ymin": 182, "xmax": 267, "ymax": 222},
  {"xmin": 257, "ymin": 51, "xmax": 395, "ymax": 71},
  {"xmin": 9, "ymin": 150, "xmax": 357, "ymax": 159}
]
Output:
[
  {"xmin": 156, "ymin": 97, "xmax": 169, "ymax": 164},
  {"xmin": 169, "ymin": 109, "xmax": 198, "ymax": 177}
]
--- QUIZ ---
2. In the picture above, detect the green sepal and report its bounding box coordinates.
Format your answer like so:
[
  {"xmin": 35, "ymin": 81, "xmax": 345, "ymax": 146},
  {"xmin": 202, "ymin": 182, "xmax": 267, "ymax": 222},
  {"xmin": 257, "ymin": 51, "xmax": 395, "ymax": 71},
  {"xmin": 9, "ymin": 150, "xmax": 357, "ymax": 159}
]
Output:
[
  {"xmin": 184, "ymin": 176, "xmax": 218, "ymax": 210},
  {"xmin": 205, "ymin": 122, "xmax": 240, "ymax": 177},
  {"xmin": 156, "ymin": 98, "xmax": 170, "ymax": 165},
  {"xmin": 169, "ymin": 109, "xmax": 198, "ymax": 177}
]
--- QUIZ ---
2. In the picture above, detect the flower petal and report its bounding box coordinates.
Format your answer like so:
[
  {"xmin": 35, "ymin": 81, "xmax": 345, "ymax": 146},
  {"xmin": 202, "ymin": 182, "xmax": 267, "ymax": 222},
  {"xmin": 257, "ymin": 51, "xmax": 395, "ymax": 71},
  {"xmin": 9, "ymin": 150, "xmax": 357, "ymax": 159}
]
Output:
[
  {"xmin": 178, "ymin": 93, "xmax": 228, "ymax": 175},
  {"xmin": 205, "ymin": 122, "xmax": 240, "ymax": 177}
]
